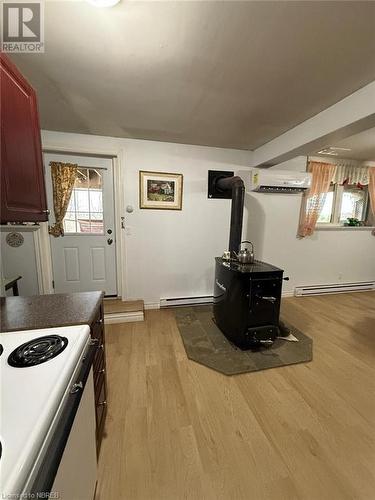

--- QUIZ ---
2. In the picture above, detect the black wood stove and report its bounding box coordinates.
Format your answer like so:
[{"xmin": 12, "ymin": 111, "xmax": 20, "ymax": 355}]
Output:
[
  {"xmin": 211, "ymin": 173, "xmax": 286, "ymax": 349},
  {"xmin": 214, "ymin": 258, "xmax": 284, "ymax": 348}
]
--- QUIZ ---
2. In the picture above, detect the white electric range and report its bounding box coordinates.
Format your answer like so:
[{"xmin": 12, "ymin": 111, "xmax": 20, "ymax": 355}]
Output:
[{"xmin": 0, "ymin": 325, "xmax": 97, "ymax": 499}]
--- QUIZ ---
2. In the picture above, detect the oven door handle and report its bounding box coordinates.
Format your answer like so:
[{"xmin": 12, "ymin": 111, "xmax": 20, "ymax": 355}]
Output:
[
  {"xmin": 260, "ymin": 296, "xmax": 277, "ymax": 303},
  {"xmin": 29, "ymin": 343, "xmax": 97, "ymax": 497}
]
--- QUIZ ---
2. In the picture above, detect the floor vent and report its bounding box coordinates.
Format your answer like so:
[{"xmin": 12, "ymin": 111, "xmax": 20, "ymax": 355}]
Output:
[
  {"xmin": 295, "ymin": 281, "xmax": 375, "ymax": 297},
  {"xmin": 160, "ymin": 295, "xmax": 213, "ymax": 308}
]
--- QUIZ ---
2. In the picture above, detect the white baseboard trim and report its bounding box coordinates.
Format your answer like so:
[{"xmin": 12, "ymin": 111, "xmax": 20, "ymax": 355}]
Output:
[
  {"xmin": 144, "ymin": 302, "xmax": 160, "ymax": 310},
  {"xmin": 104, "ymin": 311, "xmax": 144, "ymax": 324},
  {"xmin": 294, "ymin": 281, "xmax": 374, "ymax": 297},
  {"xmin": 160, "ymin": 295, "xmax": 213, "ymax": 308},
  {"xmin": 150, "ymin": 293, "xmax": 295, "ymax": 307}
]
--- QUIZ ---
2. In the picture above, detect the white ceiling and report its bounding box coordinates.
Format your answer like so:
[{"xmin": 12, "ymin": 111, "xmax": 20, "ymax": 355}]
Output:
[
  {"xmin": 315, "ymin": 127, "xmax": 375, "ymax": 161},
  {"xmin": 10, "ymin": 0, "xmax": 375, "ymax": 150}
]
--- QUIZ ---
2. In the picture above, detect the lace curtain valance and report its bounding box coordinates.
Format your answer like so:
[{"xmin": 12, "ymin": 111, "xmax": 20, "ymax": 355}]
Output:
[
  {"xmin": 332, "ymin": 164, "xmax": 369, "ymax": 185},
  {"xmin": 308, "ymin": 157, "xmax": 372, "ymax": 185}
]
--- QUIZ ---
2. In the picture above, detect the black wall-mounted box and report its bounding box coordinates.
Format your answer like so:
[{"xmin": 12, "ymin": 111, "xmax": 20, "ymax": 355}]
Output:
[{"xmin": 207, "ymin": 170, "xmax": 234, "ymax": 199}]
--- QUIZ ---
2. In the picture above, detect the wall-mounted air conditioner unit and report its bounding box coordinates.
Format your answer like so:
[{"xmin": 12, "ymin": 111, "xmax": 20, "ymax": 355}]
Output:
[{"xmin": 238, "ymin": 169, "xmax": 312, "ymax": 193}]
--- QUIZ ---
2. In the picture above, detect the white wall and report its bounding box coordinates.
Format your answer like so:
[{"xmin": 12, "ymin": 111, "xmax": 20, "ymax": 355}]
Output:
[
  {"xmin": 40, "ymin": 134, "xmax": 375, "ymax": 301},
  {"xmin": 244, "ymin": 156, "xmax": 375, "ymax": 294},
  {"xmin": 42, "ymin": 130, "xmax": 253, "ymax": 305},
  {"xmin": 4, "ymin": 132, "xmax": 374, "ymax": 301},
  {"xmin": 0, "ymin": 232, "xmax": 40, "ymax": 296}
]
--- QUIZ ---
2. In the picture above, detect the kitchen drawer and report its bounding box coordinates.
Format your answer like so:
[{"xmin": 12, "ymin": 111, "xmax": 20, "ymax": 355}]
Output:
[
  {"xmin": 96, "ymin": 401, "xmax": 106, "ymax": 439},
  {"xmin": 95, "ymin": 375, "xmax": 106, "ymax": 408},
  {"xmin": 95, "ymin": 374, "xmax": 107, "ymax": 449},
  {"xmin": 94, "ymin": 370, "xmax": 106, "ymax": 403},
  {"xmin": 91, "ymin": 315, "xmax": 104, "ymax": 340},
  {"xmin": 93, "ymin": 335, "xmax": 104, "ymax": 366},
  {"xmin": 94, "ymin": 353, "xmax": 105, "ymax": 388},
  {"xmin": 93, "ymin": 345, "xmax": 104, "ymax": 371},
  {"xmin": 90, "ymin": 300, "xmax": 107, "ymax": 455}
]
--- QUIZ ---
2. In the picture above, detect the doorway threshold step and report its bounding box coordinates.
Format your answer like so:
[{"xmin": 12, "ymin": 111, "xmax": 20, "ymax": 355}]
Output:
[{"xmin": 104, "ymin": 299, "xmax": 144, "ymax": 324}]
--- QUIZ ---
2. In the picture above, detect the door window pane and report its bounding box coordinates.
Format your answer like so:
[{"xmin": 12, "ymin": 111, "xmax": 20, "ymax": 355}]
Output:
[
  {"xmin": 66, "ymin": 194, "xmax": 76, "ymax": 211},
  {"xmin": 75, "ymin": 189, "xmax": 90, "ymax": 212},
  {"xmin": 90, "ymin": 214, "xmax": 104, "ymax": 234},
  {"xmin": 63, "ymin": 212, "xmax": 77, "ymax": 233},
  {"xmin": 90, "ymin": 212, "xmax": 103, "ymax": 220},
  {"xmin": 89, "ymin": 169, "xmax": 102, "ymax": 189},
  {"xmin": 76, "ymin": 168, "xmax": 89, "ymax": 188},
  {"xmin": 62, "ymin": 168, "xmax": 104, "ymax": 234},
  {"xmin": 89, "ymin": 190, "xmax": 103, "ymax": 212}
]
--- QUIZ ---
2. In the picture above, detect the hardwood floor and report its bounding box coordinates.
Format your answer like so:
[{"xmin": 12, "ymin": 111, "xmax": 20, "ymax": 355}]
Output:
[{"xmin": 95, "ymin": 292, "xmax": 375, "ymax": 500}]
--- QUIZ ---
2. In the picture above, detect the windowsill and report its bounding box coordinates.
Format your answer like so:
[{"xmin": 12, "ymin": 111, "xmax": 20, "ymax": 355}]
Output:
[{"xmin": 316, "ymin": 224, "xmax": 375, "ymax": 231}]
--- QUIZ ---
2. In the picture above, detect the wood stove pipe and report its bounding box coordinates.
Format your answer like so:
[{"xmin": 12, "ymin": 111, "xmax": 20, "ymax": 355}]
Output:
[{"xmin": 216, "ymin": 176, "xmax": 245, "ymax": 255}]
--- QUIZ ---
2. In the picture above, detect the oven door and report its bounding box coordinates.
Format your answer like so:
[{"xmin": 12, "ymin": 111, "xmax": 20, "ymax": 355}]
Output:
[
  {"xmin": 51, "ymin": 369, "xmax": 97, "ymax": 500},
  {"xmin": 249, "ymin": 277, "xmax": 282, "ymax": 327},
  {"xmin": 27, "ymin": 343, "xmax": 97, "ymax": 500}
]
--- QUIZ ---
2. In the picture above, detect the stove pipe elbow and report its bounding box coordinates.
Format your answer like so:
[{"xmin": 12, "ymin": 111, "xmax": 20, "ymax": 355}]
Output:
[{"xmin": 216, "ymin": 176, "xmax": 245, "ymax": 255}]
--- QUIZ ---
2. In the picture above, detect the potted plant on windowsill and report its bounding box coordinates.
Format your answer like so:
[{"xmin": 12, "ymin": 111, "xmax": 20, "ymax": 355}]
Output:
[{"xmin": 345, "ymin": 217, "xmax": 361, "ymax": 227}]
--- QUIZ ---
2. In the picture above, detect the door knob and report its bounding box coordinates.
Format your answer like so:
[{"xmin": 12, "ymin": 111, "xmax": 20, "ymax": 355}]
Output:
[
  {"xmin": 107, "ymin": 238, "xmax": 113, "ymax": 245},
  {"xmin": 107, "ymin": 229, "xmax": 112, "ymax": 234}
]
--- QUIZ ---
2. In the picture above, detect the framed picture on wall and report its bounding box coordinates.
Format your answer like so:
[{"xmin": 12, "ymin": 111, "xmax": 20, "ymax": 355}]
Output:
[{"xmin": 139, "ymin": 171, "xmax": 183, "ymax": 210}]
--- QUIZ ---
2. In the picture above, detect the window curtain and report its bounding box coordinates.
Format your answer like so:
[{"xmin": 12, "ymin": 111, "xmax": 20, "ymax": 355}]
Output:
[
  {"xmin": 332, "ymin": 163, "xmax": 369, "ymax": 185},
  {"xmin": 309, "ymin": 157, "xmax": 371, "ymax": 185},
  {"xmin": 48, "ymin": 162, "xmax": 78, "ymax": 237},
  {"xmin": 369, "ymin": 167, "xmax": 375, "ymax": 216},
  {"xmin": 298, "ymin": 161, "xmax": 336, "ymax": 237}
]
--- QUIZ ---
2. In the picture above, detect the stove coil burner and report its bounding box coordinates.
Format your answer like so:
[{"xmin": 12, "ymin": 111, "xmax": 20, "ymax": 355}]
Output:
[{"xmin": 8, "ymin": 335, "xmax": 68, "ymax": 367}]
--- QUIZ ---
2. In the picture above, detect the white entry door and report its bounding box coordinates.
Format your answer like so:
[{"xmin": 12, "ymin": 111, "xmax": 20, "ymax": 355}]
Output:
[{"xmin": 45, "ymin": 153, "xmax": 117, "ymax": 296}]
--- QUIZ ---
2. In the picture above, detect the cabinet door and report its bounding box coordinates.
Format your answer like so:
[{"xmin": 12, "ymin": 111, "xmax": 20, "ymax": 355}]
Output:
[{"xmin": 0, "ymin": 53, "xmax": 48, "ymax": 223}]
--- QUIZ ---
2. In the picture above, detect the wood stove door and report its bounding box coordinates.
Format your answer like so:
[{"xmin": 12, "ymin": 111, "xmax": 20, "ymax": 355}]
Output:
[{"xmin": 248, "ymin": 277, "xmax": 282, "ymax": 327}]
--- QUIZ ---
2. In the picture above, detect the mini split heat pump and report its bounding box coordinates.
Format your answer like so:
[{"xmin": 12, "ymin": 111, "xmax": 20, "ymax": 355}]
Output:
[{"xmin": 238, "ymin": 168, "xmax": 312, "ymax": 193}]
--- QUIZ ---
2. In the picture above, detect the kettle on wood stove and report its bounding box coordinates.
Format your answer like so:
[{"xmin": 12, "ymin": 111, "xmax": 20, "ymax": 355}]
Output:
[{"xmin": 235, "ymin": 240, "xmax": 255, "ymax": 264}]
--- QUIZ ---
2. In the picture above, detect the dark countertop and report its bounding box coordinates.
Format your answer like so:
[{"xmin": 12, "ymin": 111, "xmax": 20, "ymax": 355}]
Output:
[{"xmin": 0, "ymin": 291, "xmax": 104, "ymax": 332}]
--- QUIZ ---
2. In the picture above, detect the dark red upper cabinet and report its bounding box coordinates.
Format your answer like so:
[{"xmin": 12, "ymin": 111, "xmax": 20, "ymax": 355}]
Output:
[{"xmin": 0, "ymin": 53, "xmax": 48, "ymax": 223}]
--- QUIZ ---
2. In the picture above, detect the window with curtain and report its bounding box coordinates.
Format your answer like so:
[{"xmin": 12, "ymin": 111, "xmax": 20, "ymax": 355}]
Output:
[
  {"xmin": 316, "ymin": 183, "xmax": 371, "ymax": 225},
  {"xmin": 298, "ymin": 160, "xmax": 375, "ymax": 237}
]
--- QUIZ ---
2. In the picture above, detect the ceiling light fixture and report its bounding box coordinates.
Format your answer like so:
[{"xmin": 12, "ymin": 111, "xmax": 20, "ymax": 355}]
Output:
[
  {"xmin": 317, "ymin": 150, "xmax": 339, "ymax": 156},
  {"xmin": 86, "ymin": 0, "xmax": 120, "ymax": 7},
  {"xmin": 317, "ymin": 146, "xmax": 352, "ymax": 155}
]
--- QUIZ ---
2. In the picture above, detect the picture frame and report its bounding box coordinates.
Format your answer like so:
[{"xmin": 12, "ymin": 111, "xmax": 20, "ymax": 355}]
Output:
[{"xmin": 139, "ymin": 171, "xmax": 183, "ymax": 210}]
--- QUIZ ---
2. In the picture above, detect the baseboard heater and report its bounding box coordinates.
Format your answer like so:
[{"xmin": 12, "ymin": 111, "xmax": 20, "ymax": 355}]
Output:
[
  {"xmin": 160, "ymin": 295, "xmax": 213, "ymax": 308},
  {"xmin": 295, "ymin": 281, "xmax": 375, "ymax": 296}
]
